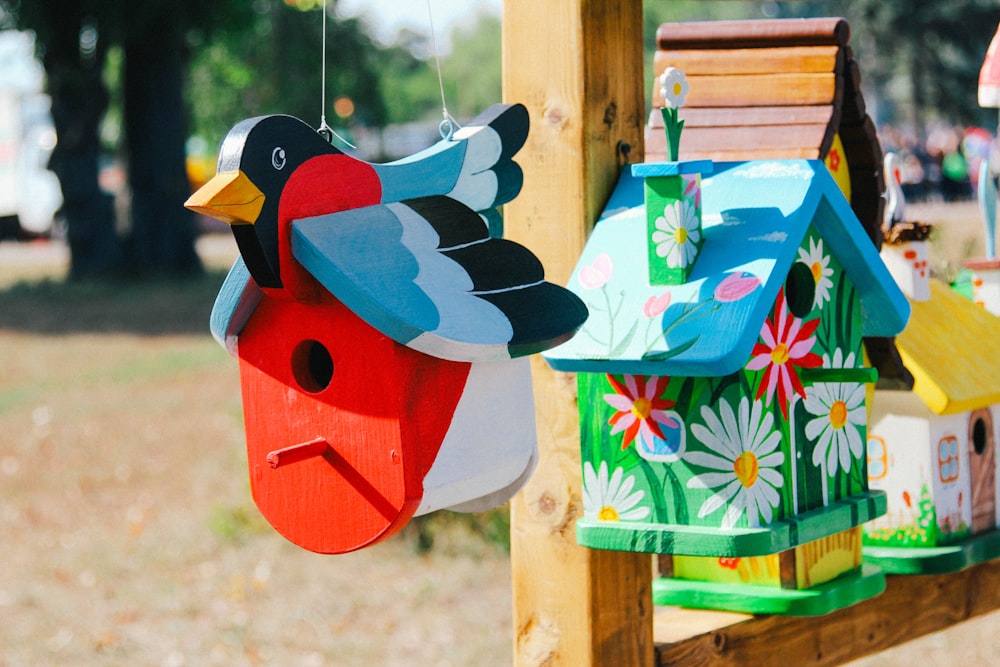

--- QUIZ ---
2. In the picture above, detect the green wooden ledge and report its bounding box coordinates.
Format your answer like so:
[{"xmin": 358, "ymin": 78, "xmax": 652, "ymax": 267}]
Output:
[
  {"xmin": 577, "ymin": 491, "xmax": 886, "ymax": 557},
  {"xmin": 863, "ymin": 528, "xmax": 1000, "ymax": 575},
  {"xmin": 652, "ymin": 563, "xmax": 886, "ymax": 616}
]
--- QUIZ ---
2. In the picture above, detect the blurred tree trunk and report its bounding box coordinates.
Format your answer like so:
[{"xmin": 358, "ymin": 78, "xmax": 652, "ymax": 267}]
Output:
[
  {"xmin": 44, "ymin": 7, "xmax": 123, "ymax": 279},
  {"xmin": 123, "ymin": 5, "xmax": 202, "ymax": 277}
]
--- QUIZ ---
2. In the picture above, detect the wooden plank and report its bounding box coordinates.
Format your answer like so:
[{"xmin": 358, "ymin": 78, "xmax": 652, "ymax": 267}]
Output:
[
  {"xmin": 502, "ymin": 1, "xmax": 653, "ymax": 666},
  {"xmin": 649, "ymin": 106, "xmax": 835, "ymax": 129},
  {"xmin": 644, "ymin": 125, "xmax": 822, "ymax": 163},
  {"xmin": 646, "ymin": 148, "xmax": 819, "ymax": 162},
  {"xmin": 655, "ymin": 559, "xmax": 1000, "ymax": 666},
  {"xmin": 645, "ymin": 145, "xmax": 819, "ymax": 163},
  {"xmin": 651, "ymin": 73, "xmax": 839, "ymax": 108},
  {"xmin": 655, "ymin": 45, "xmax": 840, "ymax": 77},
  {"xmin": 676, "ymin": 124, "xmax": 830, "ymax": 154},
  {"xmin": 656, "ymin": 17, "xmax": 850, "ymax": 50}
]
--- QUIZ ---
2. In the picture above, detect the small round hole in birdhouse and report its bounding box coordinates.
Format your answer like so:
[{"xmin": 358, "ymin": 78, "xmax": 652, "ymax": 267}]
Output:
[
  {"xmin": 784, "ymin": 262, "xmax": 816, "ymax": 318},
  {"xmin": 292, "ymin": 340, "xmax": 334, "ymax": 393}
]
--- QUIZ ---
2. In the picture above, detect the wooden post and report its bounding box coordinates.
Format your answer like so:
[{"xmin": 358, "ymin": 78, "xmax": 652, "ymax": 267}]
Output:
[{"xmin": 502, "ymin": 2, "xmax": 653, "ymax": 665}]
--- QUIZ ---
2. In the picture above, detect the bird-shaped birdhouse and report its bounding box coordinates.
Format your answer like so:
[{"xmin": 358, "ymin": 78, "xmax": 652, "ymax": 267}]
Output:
[
  {"xmin": 544, "ymin": 158, "xmax": 910, "ymax": 614},
  {"xmin": 186, "ymin": 104, "xmax": 588, "ymax": 554}
]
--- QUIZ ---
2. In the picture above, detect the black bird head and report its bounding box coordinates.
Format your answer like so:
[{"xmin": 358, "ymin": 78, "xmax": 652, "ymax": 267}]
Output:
[{"xmin": 186, "ymin": 115, "xmax": 340, "ymax": 288}]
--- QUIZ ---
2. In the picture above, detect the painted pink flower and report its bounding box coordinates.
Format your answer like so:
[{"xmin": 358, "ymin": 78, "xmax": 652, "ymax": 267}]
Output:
[
  {"xmin": 578, "ymin": 253, "xmax": 613, "ymax": 289},
  {"xmin": 745, "ymin": 288, "xmax": 822, "ymax": 419},
  {"xmin": 604, "ymin": 375, "xmax": 678, "ymax": 450},
  {"xmin": 683, "ymin": 175, "xmax": 700, "ymax": 209},
  {"xmin": 714, "ymin": 272, "xmax": 760, "ymax": 302},
  {"xmin": 643, "ymin": 291, "xmax": 672, "ymax": 318}
]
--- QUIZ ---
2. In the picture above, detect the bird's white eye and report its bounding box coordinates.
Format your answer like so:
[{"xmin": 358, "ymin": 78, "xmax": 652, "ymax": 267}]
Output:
[{"xmin": 271, "ymin": 147, "xmax": 286, "ymax": 170}]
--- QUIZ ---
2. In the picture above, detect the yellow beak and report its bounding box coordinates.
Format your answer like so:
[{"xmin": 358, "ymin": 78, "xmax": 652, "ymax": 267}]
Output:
[{"xmin": 184, "ymin": 170, "xmax": 265, "ymax": 225}]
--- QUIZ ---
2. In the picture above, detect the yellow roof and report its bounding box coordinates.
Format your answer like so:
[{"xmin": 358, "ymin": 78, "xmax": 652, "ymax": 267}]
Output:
[{"xmin": 896, "ymin": 280, "xmax": 1000, "ymax": 414}]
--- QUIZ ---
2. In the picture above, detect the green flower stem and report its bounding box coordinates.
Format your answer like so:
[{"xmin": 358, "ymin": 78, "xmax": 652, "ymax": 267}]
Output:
[
  {"xmin": 602, "ymin": 287, "xmax": 614, "ymax": 356},
  {"xmin": 661, "ymin": 464, "xmax": 689, "ymax": 524},
  {"xmin": 641, "ymin": 299, "xmax": 717, "ymax": 356},
  {"xmin": 637, "ymin": 458, "xmax": 671, "ymax": 524},
  {"xmin": 660, "ymin": 107, "xmax": 684, "ymax": 162},
  {"xmin": 798, "ymin": 367, "xmax": 878, "ymax": 384}
]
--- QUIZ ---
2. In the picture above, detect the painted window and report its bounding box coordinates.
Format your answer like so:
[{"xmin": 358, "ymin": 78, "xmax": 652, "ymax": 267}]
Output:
[
  {"xmin": 938, "ymin": 435, "xmax": 960, "ymax": 484},
  {"xmin": 867, "ymin": 435, "xmax": 888, "ymax": 481}
]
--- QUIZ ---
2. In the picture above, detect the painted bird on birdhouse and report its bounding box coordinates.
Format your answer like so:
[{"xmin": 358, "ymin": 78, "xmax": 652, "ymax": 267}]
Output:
[{"xmin": 186, "ymin": 104, "xmax": 587, "ymax": 554}]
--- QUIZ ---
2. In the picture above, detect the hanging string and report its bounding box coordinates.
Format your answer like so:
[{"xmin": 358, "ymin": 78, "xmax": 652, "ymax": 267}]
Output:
[
  {"xmin": 317, "ymin": 0, "xmax": 355, "ymax": 148},
  {"xmin": 427, "ymin": 0, "xmax": 459, "ymax": 140}
]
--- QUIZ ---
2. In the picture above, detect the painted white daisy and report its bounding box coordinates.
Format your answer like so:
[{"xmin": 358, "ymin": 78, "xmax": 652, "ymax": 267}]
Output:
[
  {"xmin": 652, "ymin": 198, "xmax": 700, "ymax": 269},
  {"xmin": 582, "ymin": 460, "xmax": 650, "ymax": 522},
  {"xmin": 804, "ymin": 349, "xmax": 866, "ymax": 477},
  {"xmin": 685, "ymin": 396, "xmax": 785, "ymax": 529},
  {"xmin": 797, "ymin": 237, "xmax": 834, "ymax": 309}
]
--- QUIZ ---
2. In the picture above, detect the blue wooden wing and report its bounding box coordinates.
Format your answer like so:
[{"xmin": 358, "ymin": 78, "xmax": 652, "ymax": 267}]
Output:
[
  {"xmin": 290, "ymin": 195, "xmax": 588, "ymax": 362},
  {"xmin": 372, "ymin": 103, "xmax": 527, "ymax": 238},
  {"xmin": 210, "ymin": 257, "xmax": 262, "ymax": 355}
]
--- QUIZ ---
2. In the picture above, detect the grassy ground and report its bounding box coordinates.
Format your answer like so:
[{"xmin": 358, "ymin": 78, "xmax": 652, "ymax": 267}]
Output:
[{"xmin": 0, "ymin": 237, "xmax": 512, "ymax": 667}]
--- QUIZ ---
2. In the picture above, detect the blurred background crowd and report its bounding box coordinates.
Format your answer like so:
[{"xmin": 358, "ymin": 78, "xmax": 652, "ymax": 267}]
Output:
[{"xmin": 880, "ymin": 122, "xmax": 996, "ymax": 203}]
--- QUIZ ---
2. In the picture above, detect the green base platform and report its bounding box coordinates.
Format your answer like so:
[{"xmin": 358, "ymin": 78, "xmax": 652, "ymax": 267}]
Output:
[
  {"xmin": 577, "ymin": 491, "xmax": 886, "ymax": 556},
  {"xmin": 653, "ymin": 564, "xmax": 886, "ymax": 616},
  {"xmin": 863, "ymin": 529, "xmax": 1000, "ymax": 575}
]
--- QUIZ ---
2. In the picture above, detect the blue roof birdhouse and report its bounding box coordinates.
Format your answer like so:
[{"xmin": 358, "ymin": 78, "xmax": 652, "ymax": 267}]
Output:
[{"xmin": 544, "ymin": 158, "xmax": 910, "ymax": 613}]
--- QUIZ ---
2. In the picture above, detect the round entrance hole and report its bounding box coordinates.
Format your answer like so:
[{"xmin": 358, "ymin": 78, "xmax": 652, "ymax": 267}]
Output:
[
  {"xmin": 972, "ymin": 417, "xmax": 989, "ymax": 456},
  {"xmin": 291, "ymin": 340, "xmax": 334, "ymax": 393},
  {"xmin": 784, "ymin": 261, "xmax": 816, "ymax": 318}
]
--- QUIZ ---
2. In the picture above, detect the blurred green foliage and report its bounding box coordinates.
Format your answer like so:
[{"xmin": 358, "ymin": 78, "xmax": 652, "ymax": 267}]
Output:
[
  {"xmin": 403, "ymin": 507, "xmax": 513, "ymax": 555},
  {"xmin": 6, "ymin": 0, "xmax": 998, "ymax": 153},
  {"xmin": 186, "ymin": 1, "xmax": 388, "ymax": 147}
]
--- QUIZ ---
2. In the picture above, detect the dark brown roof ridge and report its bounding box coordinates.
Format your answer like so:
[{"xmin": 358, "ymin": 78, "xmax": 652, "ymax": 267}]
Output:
[{"xmin": 656, "ymin": 17, "xmax": 850, "ymax": 51}]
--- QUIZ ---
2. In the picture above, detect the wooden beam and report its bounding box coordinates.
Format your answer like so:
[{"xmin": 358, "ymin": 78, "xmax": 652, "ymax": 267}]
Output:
[
  {"xmin": 654, "ymin": 558, "xmax": 1000, "ymax": 665},
  {"xmin": 502, "ymin": 1, "xmax": 652, "ymax": 666}
]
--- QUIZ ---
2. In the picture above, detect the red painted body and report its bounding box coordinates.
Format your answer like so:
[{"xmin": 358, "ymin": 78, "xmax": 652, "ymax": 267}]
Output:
[
  {"xmin": 272, "ymin": 155, "xmax": 382, "ymax": 302},
  {"xmin": 236, "ymin": 289, "xmax": 470, "ymax": 554}
]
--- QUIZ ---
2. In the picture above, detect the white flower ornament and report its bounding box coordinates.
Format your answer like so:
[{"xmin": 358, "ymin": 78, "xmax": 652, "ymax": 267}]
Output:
[
  {"xmin": 659, "ymin": 67, "xmax": 689, "ymax": 109},
  {"xmin": 658, "ymin": 68, "xmax": 688, "ymax": 161}
]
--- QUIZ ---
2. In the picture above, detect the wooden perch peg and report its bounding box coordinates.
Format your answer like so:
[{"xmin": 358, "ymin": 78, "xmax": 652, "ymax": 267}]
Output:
[{"xmin": 267, "ymin": 438, "xmax": 331, "ymax": 469}]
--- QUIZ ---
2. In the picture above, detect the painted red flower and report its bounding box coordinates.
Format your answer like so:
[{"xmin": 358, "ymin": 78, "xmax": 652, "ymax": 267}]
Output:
[
  {"xmin": 828, "ymin": 148, "xmax": 841, "ymax": 173},
  {"xmin": 604, "ymin": 375, "xmax": 678, "ymax": 450},
  {"xmin": 745, "ymin": 288, "xmax": 822, "ymax": 419},
  {"xmin": 718, "ymin": 557, "xmax": 740, "ymax": 570}
]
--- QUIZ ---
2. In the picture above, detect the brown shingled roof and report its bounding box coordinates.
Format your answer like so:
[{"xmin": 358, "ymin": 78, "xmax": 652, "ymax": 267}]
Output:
[{"xmin": 645, "ymin": 17, "xmax": 884, "ymax": 248}]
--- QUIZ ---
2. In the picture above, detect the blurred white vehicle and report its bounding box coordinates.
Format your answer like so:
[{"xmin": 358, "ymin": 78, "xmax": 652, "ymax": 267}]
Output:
[{"xmin": 0, "ymin": 31, "xmax": 62, "ymax": 237}]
